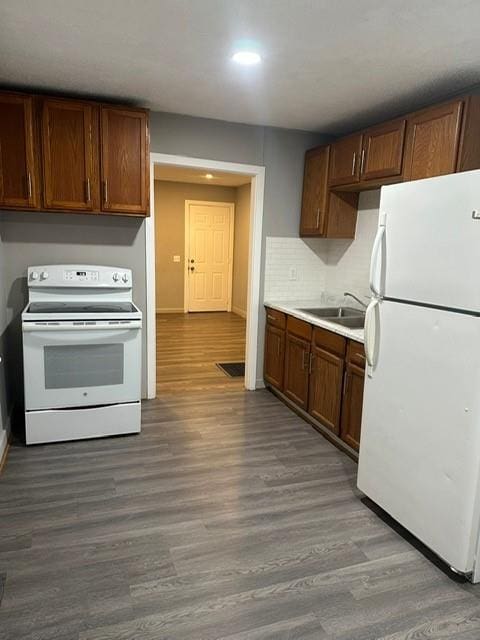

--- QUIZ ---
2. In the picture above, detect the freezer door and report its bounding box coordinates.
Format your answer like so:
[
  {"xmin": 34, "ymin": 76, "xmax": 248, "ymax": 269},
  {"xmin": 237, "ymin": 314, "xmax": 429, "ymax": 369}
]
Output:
[
  {"xmin": 374, "ymin": 169, "xmax": 480, "ymax": 312},
  {"xmin": 358, "ymin": 299, "xmax": 480, "ymax": 574}
]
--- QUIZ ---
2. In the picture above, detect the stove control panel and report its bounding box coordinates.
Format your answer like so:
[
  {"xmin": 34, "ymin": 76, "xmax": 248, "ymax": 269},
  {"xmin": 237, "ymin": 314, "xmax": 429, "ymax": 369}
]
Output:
[
  {"xmin": 63, "ymin": 269, "xmax": 99, "ymax": 282},
  {"xmin": 27, "ymin": 266, "xmax": 133, "ymax": 289}
]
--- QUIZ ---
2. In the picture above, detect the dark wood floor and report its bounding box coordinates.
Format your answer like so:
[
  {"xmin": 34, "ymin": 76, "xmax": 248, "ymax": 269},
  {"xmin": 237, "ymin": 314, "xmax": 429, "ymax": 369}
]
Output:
[{"xmin": 1, "ymin": 316, "xmax": 480, "ymax": 638}]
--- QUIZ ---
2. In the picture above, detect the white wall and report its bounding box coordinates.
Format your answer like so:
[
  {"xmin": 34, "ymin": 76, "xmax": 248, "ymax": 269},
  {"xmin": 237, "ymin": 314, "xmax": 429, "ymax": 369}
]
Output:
[{"xmin": 264, "ymin": 190, "xmax": 380, "ymax": 303}]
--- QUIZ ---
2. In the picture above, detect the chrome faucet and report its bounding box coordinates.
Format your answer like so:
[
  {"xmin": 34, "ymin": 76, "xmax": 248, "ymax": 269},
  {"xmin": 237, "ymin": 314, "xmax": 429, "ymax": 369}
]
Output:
[{"xmin": 344, "ymin": 291, "xmax": 368, "ymax": 310}]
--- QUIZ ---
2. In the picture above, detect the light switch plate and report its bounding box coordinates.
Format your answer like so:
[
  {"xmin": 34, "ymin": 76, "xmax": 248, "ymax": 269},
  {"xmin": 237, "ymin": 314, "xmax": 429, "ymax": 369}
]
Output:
[{"xmin": 173, "ymin": 255, "xmax": 181, "ymax": 262}]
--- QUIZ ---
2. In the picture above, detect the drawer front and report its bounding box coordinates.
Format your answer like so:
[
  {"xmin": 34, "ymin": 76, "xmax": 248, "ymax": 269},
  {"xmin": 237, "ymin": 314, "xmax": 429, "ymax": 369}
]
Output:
[
  {"xmin": 287, "ymin": 315, "xmax": 312, "ymax": 341},
  {"xmin": 312, "ymin": 326, "xmax": 346, "ymax": 356},
  {"xmin": 265, "ymin": 307, "xmax": 286, "ymax": 329},
  {"xmin": 347, "ymin": 339, "xmax": 366, "ymax": 368}
]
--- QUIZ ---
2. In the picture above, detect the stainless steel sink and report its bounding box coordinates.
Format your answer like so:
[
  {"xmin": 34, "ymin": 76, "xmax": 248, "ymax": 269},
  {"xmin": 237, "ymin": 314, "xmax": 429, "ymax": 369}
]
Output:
[
  {"xmin": 328, "ymin": 315, "xmax": 365, "ymax": 329},
  {"xmin": 298, "ymin": 306, "xmax": 362, "ymax": 318}
]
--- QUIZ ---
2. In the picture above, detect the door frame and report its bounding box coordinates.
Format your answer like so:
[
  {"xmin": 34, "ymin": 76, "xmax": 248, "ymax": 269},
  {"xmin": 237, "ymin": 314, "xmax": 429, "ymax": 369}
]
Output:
[
  {"xmin": 145, "ymin": 153, "xmax": 265, "ymax": 397},
  {"xmin": 184, "ymin": 200, "xmax": 235, "ymax": 313}
]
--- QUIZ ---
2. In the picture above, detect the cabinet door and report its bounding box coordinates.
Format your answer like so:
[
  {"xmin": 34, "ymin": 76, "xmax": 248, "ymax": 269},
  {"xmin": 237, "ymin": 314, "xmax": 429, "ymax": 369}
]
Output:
[
  {"xmin": 308, "ymin": 345, "xmax": 344, "ymax": 435},
  {"xmin": 340, "ymin": 362, "xmax": 365, "ymax": 451},
  {"xmin": 300, "ymin": 146, "xmax": 329, "ymax": 236},
  {"xmin": 0, "ymin": 94, "xmax": 39, "ymax": 208},
  {"xmin": 361, "ymin": 119, "xmax": 406, "ymax": 182},
  {"xmin": 42, "ymin": 99, "xmax": 98, "ymax": 211},
  {"xmin": 403, "ymin": 100, "xmax": 463, "ymax": 182},
  {"xmin": 284, "ymin": 334, "xmax": 310, "ymax": 409},
  {"xmin": 328, "ymin": 133, "xmax": 363, "ymax": 187},
  {"xmin": 101, "ymin": 107, "xmax": 149, "ymax": 215},
  {"xmin": 264, "ymin": 324, "xmax": 285, "ymax": 390}
]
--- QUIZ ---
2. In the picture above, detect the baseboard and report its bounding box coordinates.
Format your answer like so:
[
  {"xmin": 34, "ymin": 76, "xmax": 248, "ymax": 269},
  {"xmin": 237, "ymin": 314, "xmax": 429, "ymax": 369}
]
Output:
[
  {"xmin": 156, "ymin": 307, "xmax": 184, "ymax": 314},
  {"xmin": 256, "ymin": 378, "xmax": 266, "ymax": 389},
  {"xmin": 232, "ymin": 305, "xmax": 247, "ymax": 319}
]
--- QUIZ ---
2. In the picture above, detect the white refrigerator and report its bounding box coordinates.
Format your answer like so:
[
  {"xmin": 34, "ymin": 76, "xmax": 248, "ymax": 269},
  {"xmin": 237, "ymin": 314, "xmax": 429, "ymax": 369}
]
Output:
[{"xmin": 357, "ymin": 169, "xmax": 480, "ymax": 581}]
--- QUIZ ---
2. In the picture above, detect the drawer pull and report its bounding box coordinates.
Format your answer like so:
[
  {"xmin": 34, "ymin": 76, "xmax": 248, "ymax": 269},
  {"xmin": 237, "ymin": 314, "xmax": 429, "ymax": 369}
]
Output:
[{"xmin": 267, "ymin": 314, "xmax": 276, "ymax": 321}]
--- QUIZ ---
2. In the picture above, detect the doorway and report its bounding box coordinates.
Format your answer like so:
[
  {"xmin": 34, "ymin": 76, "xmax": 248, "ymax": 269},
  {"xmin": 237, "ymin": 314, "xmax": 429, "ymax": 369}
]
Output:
[{"xmin": 146, "ymin": 154, "xmax": 265, "ymax": 397}]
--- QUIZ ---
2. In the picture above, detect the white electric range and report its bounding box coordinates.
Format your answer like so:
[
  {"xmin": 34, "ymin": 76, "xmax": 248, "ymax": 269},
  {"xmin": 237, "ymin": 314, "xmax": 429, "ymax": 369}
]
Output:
[{"xmin": 22, "ymin": 265, "xmax": 142, "ymax": 444}]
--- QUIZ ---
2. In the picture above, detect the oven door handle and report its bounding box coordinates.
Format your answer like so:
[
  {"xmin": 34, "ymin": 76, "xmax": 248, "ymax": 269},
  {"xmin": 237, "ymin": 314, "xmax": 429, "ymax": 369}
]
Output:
[{"xmin": 22, "ymin": 321, "xmax": 142, "ymax": 331}]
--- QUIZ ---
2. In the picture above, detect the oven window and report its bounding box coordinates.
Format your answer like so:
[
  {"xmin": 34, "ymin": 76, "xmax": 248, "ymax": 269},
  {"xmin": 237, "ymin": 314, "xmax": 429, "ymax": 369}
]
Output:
[{"xmin": 44, "ymin": 344, "xmax": 124, "ymax": 389}]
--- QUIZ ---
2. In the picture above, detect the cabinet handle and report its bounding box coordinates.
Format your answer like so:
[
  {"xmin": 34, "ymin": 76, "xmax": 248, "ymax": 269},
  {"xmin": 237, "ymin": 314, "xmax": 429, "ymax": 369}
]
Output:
[
  {"xmin": 351, "ymin": 152, "xmax": 356, "ymax": 175},
  {"xmin": 301, "ymin": 350, "xmax": 306, "ymax": 370},
  {"xmin": 277, "ymin": 339, "xmax": 280, "ymax": 358},
  {"xmin": 309, "ymin": 352, "xmax": 314, "ymax": 374},
  {"xmin": 360, "ymin": 148, "xmax": 365, "ymax": 175},
  {"xmin": 85, "ymin": 178, "xmax": 91, "ymax": 202},
  {"xmin": 103, "ymin": 180, "xmax": 108, "ymax": 204},
  {"xmin": 26, "ymin": 172, "xmax": 32, "ymax": 199},
  {"xmin": 315, "ymin": 207, "xmax": 320, "ymax": 229},
  {"xmin": 267, "ymin": 314, "xmax": 276, "ymax": 322}
]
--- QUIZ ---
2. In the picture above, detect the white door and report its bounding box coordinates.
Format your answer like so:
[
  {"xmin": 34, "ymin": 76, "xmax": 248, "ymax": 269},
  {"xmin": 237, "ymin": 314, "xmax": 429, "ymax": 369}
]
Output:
[
  {"xmin": 370, "ymin": 169, "xmax": 480, "ymax": 312},
  {"xmin": 186, "ymin": 201, "xmax": 234, "ymax": 312},
  {"xmin": 358, "ymin": 298, "xmax": 480, "ymax": 574}
]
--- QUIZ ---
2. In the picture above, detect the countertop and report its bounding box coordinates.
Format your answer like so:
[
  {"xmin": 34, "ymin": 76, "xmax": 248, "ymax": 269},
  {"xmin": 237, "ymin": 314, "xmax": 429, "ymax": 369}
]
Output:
[{"xmin": 264, "ymin": 299, "xmax": 365, "ymax": 344}]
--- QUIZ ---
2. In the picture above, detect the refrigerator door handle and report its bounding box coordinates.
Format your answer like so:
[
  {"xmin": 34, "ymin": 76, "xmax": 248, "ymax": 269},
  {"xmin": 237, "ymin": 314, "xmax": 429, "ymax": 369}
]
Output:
[
  {"xmin": 364, "ymin": 298, "xmax": 379, "ymax": 377},
  {"xmin": 369, "ymin": 212, "xmax": 386, "ymax": 297}
]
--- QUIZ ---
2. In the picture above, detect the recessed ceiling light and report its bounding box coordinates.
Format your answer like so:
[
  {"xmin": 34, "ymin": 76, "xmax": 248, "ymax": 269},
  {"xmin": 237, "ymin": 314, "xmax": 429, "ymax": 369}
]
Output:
[
  {"xmin": 205, "ymin": 173, "xmax": 214, "ymax": 180},
  {"xmin": 232, "ymin": 50, "xmax": 261, "ymax": 65}
]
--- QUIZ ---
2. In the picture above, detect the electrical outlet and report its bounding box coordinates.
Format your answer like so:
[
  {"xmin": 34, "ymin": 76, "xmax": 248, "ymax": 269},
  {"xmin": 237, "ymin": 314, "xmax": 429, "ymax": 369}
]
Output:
[
  {"xmin": 289, "ymin": 267, "xmax": 297, "ymax": 281},
  {"xmin": 173, "ymin": 255, "xmax": 181, "ymax": 262}
]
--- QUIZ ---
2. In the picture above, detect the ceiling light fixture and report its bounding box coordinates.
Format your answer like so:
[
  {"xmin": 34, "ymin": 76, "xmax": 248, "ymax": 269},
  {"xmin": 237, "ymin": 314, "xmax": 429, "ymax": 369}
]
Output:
[{"xmin": 232, "ymin": 50, "xmax": 261, "ymax": 65}]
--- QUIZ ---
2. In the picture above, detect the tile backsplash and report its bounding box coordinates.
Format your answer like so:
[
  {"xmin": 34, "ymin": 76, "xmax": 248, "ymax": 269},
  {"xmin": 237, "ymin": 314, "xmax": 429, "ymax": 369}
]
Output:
[
  {"xmin": 264, "ymin": 190, "xmax": 380, "ymax": 302},
  {"xmin": 264, "ymin": 236, "xmax": 328, "ymax": 301}
]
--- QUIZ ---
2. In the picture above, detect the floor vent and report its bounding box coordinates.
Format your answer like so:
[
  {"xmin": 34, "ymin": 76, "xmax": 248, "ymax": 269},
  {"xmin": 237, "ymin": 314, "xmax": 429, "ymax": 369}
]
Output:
[{"xmin": 216, "ymin": 362, "xmax": 245, "ymax": 378}]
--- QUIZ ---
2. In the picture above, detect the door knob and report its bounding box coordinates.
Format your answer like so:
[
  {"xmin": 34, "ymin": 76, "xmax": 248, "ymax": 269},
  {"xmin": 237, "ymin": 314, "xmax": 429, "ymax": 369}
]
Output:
[
  {"xmin": 190, "ymin": 259, "xmax": 195, "ymax": 263},
  {"xmin": 190, "ymin": 266, "xmax": 195, "ymax": 272}
]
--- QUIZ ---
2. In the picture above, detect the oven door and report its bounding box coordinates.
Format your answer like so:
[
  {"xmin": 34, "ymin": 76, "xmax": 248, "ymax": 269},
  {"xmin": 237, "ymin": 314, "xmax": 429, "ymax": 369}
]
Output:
[{"xmin": 22, "ymin": 322, "xmax": 141, "ymax": 410}]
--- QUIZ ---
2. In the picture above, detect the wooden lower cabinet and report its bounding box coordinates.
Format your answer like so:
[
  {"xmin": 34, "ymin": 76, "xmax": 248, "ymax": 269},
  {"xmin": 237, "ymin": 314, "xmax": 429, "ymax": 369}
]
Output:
[
  {"xmin": 308, "ymin": 345, "xmax": 344, "ymax": 435},
  {"xmin": 284, "ymin": 333, "xmax": 310, "ymax": 410},
  {"xmin": 264, "ymin": 323, "xmax": 285, "ymax": 390},
  {"xmin": 340, "ymin": 361, "xmax": 365, "ymax": 452}
]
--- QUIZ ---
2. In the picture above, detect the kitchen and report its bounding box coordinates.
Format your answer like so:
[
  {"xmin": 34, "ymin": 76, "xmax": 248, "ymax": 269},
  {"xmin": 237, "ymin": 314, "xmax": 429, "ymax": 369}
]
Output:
[{"xmin": 2, "ymin": 2, "xmax": 480, "ymax": 638}]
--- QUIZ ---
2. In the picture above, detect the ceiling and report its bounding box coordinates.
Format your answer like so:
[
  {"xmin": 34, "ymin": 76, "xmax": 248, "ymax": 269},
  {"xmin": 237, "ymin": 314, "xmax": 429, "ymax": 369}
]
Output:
[
  {"xmin": 154, "ymin": 165, "xmax": 251, "ymax": 186},
  {"xmin": 1, "ymin": 1, "xmax": 480, "ymax": 133}
]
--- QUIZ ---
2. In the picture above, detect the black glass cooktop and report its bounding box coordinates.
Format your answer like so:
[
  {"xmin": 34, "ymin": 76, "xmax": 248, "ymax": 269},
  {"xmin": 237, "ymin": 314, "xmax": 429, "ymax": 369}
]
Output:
[{"xmin": 27, "ymin": 302, "xmax": 137, "ymax": 314}]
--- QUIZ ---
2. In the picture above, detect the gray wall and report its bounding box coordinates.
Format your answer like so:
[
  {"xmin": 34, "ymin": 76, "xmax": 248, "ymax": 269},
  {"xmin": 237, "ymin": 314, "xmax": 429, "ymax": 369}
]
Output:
[
  {"xmin": 0, "ymin": 111, "xmax": 327, "ymax": 437},
  {"xmin": 0, "ymin": 211, "xmax": 146, "ymax": 430}
]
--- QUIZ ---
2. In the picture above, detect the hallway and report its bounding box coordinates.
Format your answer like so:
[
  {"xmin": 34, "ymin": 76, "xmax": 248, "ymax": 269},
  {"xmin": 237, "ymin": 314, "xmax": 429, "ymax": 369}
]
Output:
[{"xmin": 156, "ymin": 311, "xmax": 246, "ymax": 393}]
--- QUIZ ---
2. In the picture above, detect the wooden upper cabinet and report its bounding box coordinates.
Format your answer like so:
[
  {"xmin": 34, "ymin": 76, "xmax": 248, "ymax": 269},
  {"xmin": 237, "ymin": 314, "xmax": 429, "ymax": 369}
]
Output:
[
  {"xmin": 42, "ymin": 99, "xmax": 98, "ymax": 211},
  {"xmin": 328, "ymin": 133, "xmax": 363, "ymax": 187},
  {"xmin": 300, "ymin": 145, "xmax": 358, "ymax": 239},
  {"xmin": 0, "ymin": 94, "xmax": 39, "ymax": 208},
  {"xmin": 403, "ymin": 100, "xmax": 463, "ymax": 182},
  {"xmin": 360, "ymin": 118, "xmax": 406, "ymax": 182},
  {"xmin": 101, "ymin": 107, "xmax": 149, "ymax": 215},
  {"xmin": 300, "ymin": 146, "xmax": 329, "ymax": 235}
]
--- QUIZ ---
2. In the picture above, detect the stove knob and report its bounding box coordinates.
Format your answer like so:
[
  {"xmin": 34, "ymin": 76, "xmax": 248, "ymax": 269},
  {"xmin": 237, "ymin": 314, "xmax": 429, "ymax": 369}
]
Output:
[
  {"xmin": 122, "ymin": 273, "xmax": 129, "ymax": 283},
  {"xmin": 112, "ymin": 272, "xmax": 120, "ymax": 282},
  {"xmin": 40, "ymin": 271, "xmax": 49, "ymax": 281},
  {"xmin": 30, "ymin": 271, "xmax": 39, "ymax": 281}
]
